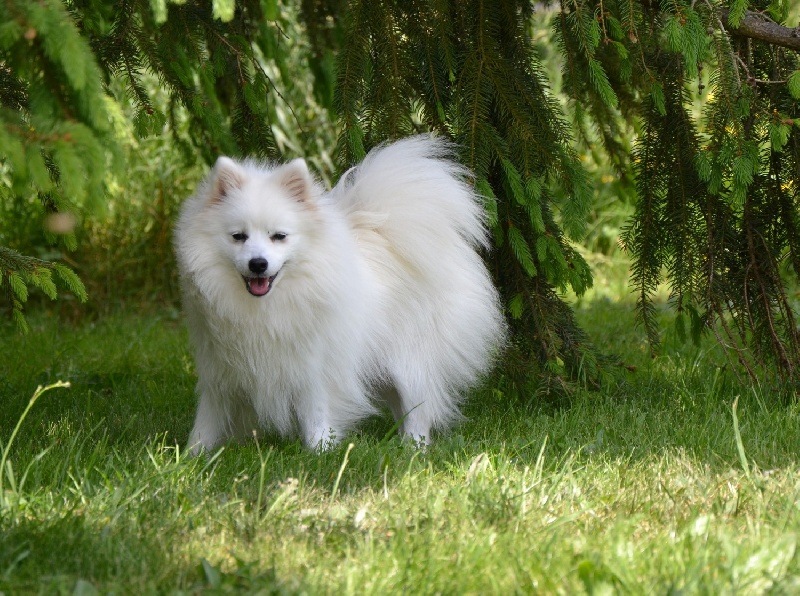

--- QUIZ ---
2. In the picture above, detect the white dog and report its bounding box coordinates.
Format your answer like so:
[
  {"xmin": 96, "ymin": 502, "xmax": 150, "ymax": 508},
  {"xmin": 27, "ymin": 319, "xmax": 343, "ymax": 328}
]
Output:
[{"xmin": 174, "ymin": 136, "xmax": 505, "ymax": 454}]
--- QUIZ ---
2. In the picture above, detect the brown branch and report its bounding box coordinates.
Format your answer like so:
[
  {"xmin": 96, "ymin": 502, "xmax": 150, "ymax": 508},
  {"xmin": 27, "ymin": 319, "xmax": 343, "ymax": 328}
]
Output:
[{"xmin": 720, "ymin": 8, "xmax": 800, "ymax": 51}]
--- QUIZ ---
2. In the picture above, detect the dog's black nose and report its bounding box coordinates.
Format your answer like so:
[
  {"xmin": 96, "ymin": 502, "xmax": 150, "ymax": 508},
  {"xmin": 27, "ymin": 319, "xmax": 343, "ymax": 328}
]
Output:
[{"xmin": 248, "ymin": 257, "xmax": 268, "ymax": 274}]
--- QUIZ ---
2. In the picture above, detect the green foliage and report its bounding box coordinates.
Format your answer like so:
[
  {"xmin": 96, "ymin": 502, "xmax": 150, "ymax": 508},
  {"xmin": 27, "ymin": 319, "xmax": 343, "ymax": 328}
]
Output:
[
  {"xmin": 727, "ymin": 0, "xmax": 750, "ymax": 27},
  {"xmin": 3, "ymin": 0, "xmax": 799, "ymax": 392},
  {"xmin": 0, "ymin": 247, "xmax": 88, "ymax": 332},
  {"xmin": 789, "ymin": 70, "xmax": 800, "ymax": 99},
  {"xmin": 558, "ymin": 0, "xmax": 800, "ymax": 385},
  {"xmin": 0, "ymin": 0, "xmax": 115, "ymax": 329}
]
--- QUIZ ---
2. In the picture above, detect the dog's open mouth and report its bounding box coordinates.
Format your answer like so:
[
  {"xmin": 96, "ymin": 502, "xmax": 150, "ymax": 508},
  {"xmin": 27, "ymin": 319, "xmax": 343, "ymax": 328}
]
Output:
[{"xmin": 243, "ymin": 273, "xmax": 278, "ymax": 297}]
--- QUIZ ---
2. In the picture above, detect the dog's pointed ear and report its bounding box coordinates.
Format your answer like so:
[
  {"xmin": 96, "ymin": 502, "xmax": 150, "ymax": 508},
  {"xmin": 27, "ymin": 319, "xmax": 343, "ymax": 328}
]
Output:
[
  {"xmin": 276, "ymin": 159, "xmax": 314, "ymax": 204},
  {"xmin": 208, "ymin": 156, "xmax": 245, "ymax": 204}
]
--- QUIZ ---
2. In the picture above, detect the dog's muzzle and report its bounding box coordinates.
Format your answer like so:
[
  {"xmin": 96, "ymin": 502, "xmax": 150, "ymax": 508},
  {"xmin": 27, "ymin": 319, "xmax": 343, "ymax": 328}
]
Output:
[{"xmin": 244, "ymin": 257, "xmax": 277, "ymax": 296}]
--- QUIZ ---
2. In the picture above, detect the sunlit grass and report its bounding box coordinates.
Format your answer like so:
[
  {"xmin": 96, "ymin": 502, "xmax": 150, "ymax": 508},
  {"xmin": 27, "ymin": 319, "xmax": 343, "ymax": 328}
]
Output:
[{"xmin": 2, "ymin": 305, "xmax": 800, "ymax": 592}]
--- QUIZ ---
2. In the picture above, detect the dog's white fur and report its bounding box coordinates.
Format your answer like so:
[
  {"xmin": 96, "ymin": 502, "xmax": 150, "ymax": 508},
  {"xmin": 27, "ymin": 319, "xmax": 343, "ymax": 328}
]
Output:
[{"xmin": 175, "ymin": 136, "xmax": 505, "ymax": 454}]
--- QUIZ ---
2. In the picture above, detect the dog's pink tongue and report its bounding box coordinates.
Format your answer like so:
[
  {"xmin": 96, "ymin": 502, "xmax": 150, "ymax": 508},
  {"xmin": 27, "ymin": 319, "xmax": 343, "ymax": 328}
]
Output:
[{"xmin": 248, "ymin": 277, "xmax": 270, "ymax": 296}]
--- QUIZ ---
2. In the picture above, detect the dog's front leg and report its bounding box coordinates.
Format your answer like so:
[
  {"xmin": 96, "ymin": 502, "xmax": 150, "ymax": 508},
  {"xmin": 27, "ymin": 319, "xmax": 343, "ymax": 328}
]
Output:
[
  {"xmin": 187, "ymin": 390, "xmax": 227, "ymax": 456},
  {"xmin": 294, "ymin": 381, "xmax": 339, "ymax": 450},
  {"xmin": 300, "ymin": 419, "xmax": 338, "ymax": 450}
]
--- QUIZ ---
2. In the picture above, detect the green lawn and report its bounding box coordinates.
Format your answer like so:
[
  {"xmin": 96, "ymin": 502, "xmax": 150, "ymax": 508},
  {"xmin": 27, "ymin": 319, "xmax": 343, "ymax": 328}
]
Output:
[{"xmin": 1, "ymin": 302, "xmax": 800, "ymax": 593}]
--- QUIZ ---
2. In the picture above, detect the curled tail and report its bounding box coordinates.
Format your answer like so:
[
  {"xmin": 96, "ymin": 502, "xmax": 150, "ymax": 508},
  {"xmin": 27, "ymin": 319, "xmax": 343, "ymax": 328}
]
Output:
[{"xmin": 331, "ymin": 135, "xmax": 491, "ymax": 257}]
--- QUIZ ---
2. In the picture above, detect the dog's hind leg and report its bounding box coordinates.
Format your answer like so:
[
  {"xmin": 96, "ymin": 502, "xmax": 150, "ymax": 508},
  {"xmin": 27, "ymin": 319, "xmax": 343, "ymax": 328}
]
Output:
[{"xmin": 300, "ymin": 419, "xmax": 338, "ymax": 450}]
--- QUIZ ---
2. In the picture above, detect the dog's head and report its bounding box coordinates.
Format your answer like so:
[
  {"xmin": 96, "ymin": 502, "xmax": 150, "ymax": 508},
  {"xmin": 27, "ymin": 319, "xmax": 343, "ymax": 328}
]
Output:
[{"xmin": 200, "ymin": 156, "xmax": 318, "ymax": 298}]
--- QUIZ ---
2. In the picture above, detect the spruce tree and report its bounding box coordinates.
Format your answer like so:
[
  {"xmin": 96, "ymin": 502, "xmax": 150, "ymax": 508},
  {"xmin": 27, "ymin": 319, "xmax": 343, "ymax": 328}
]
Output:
[
  {"xmin": 556, "ymin": 0, "xmax": 800, "ymax": 385},
  {"xmin": 304, "ymin": 0, "xmax": 800, "ymax": 389},
  {"xmin": 2, "ymin": 0, "xmax": 798, "ymax": 390}
]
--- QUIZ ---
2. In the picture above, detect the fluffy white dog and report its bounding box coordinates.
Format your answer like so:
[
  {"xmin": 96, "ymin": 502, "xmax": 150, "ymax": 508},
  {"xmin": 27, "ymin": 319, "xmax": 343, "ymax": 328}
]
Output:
[{"xmin": 174, "ymin": 136, "xmax": 505, "ymax": 454}]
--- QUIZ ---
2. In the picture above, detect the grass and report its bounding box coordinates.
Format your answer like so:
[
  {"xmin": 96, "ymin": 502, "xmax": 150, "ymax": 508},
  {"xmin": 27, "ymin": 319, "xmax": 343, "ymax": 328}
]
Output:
[{"xmin": 2, "ymin": 302, "xmax": 800, "ymax": 593}]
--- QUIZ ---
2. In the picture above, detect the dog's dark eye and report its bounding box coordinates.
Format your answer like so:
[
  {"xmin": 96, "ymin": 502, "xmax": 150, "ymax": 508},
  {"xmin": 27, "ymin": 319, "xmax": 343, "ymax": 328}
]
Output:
[
  {"xmin": 271, "ymin": 232, "xmax": 287, "ymax": 241},
  {"xmin": 232, "ymin": 232, "xmax": 248, "ymax": 242}
]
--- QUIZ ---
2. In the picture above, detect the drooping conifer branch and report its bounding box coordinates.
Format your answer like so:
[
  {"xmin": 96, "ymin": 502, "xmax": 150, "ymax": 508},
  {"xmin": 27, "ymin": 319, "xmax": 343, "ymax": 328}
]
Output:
[
  {"xmin": 720, "ymin": 8, "xmax": 800, "ymax": 52},
  {"xmin": 3, "ymin": 0, "xmax": 799, "ymax": 391}
]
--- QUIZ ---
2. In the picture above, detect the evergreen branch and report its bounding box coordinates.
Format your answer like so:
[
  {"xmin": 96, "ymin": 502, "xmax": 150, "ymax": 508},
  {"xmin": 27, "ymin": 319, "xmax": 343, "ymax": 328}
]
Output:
[
  {"xmin": 743, "ymin": 195, "xmax": 797, "ymax": 374},
  {"xmin": 624, "ymin": 114, "xmax": 666, "ymax": 350},
  {"xmin": 720, "ymin": 8, "xmax": 800, "ymax": 52},
  {"xmin": 465, "ymin": 54, "xmax": 488, "ymax": 174},
  {"xmin": 334, "ymin": 0, "xmax": 369, "ymax": 163},
  {"xmin": 708, "ymin": 304, "xmax": 751, "ymax": 385},
  {"xmin": 0, "ymin": 246, "xmax": 87, "ymax": 331}
]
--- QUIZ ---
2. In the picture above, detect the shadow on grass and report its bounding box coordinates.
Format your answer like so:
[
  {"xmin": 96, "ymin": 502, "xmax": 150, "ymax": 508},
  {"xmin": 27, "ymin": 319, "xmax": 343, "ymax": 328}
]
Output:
[{"xmin": 0, "ymin": 507, "xmax": 292, "ymax": 593}]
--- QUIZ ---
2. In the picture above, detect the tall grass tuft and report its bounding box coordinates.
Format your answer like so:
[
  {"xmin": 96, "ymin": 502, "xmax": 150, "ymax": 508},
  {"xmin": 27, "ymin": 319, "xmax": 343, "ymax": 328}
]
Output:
[{"xmin": 0, "ymin": 381, "xmax": 70, "ymax": 514}]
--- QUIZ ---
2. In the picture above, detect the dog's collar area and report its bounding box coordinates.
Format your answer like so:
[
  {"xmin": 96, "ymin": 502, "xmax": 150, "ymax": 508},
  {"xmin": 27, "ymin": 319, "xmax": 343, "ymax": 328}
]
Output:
[{"xmin": 243, "ymin": 273, "xmax": 277, "ymax": 297}]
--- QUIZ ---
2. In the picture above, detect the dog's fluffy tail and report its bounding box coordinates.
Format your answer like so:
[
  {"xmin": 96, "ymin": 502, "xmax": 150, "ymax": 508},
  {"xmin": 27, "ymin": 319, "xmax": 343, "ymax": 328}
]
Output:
[{"xmin": 331, "ymin": 135, "xmax": 491, "ymax": 264}]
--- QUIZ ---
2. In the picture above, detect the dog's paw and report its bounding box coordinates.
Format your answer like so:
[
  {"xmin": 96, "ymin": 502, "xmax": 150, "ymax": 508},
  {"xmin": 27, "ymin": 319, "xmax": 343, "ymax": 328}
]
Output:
[
  {"xmin": 403, "ymin": 431, "xmax": 430, "ymax": 451},
  {"xmin": 303, "ymin": 424, "xmax": 340, "ymax": 451}
]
